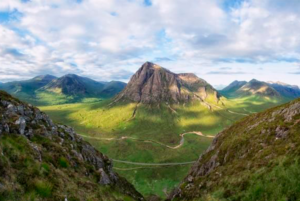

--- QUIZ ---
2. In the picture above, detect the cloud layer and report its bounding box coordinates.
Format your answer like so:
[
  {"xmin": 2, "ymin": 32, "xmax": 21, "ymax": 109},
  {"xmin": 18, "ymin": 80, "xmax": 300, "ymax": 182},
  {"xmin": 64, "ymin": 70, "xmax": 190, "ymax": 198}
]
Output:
[{"xmin": 0, "ymin": 0, "xmax": 300, "ymax": 85}]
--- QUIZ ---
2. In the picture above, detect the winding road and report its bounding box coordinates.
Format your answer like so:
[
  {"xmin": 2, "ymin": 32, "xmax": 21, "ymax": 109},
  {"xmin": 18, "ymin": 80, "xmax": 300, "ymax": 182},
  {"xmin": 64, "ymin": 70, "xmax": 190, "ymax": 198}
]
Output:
[
  {"xmin": 79, "ymin": 132, "xmax": 211, "ymax": 167},
  {"xmin": 112, "ymin": 159, "xmax": 197, "ymax": 166},
  {"xmin": 79, "ymin": 131, "xmax": 214, "ymax": 150}
]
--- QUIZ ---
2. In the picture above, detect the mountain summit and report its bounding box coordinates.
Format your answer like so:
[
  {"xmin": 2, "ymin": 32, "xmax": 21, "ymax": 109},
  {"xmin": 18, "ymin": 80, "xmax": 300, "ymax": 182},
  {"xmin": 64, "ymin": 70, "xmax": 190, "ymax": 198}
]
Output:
[{"xmin": 115, "ymin": 62, "xmax": 220, "ymax": 104}]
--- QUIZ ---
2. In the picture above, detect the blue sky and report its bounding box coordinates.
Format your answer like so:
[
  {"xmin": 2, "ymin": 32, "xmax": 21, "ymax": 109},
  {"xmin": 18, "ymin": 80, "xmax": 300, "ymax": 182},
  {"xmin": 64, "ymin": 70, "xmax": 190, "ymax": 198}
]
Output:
[{"xmin": 0, "ymin": 0, "xmax": 300, "ymax": 87}]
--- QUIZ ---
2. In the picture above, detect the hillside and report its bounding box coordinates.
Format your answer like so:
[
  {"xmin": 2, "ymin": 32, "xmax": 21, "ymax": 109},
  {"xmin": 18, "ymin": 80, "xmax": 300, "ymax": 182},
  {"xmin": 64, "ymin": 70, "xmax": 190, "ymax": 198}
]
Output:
[
  {"xmin": 221, "ymin": 79, "xmax": 300, "ymax": 102},
  {"xmin": 0, "ymin": 75, "xmax": 56, "ymax": 97},
  {"xmin": 115, "ymin": 62, "xmax": 221, "ymax": 105},
  {"xmin": 221, "ymin": 80, "xmax": 247, "ymax": 95},
  {"xmin": 40, "ymin": 74, "xmax": 105, "ymax": 96},
  {"xmin": 97, "ymin": 81, "xmax": 127, "ymax": 98},
  {"xmin": 268, "ymin": 81, "xmax": 300, "ymax": 99},
  {"xmin": 221, "ymin": 79, "xmax": 280, "ymax": 99},
  {"xmin": 169, "ymin": 98, "xmax": 300, "ymax": 200},
  {"xmin": 40, "ymin": 63, "xmax": 289, "ymax": 197},
  {"xmin": 0, "ymin": 90, "xmax": 143, "ymax": 200},
  {"xmin": 0, "ymin": 75, "xmax": 127, "ymax": 106}
]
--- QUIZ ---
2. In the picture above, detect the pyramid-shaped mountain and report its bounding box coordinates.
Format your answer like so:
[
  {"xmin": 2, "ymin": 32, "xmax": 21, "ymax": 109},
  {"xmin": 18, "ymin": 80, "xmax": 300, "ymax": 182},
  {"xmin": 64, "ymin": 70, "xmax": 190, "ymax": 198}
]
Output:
[{"xmin": 115, "ymin": 62, "xmax": 220, "ymax": 104}]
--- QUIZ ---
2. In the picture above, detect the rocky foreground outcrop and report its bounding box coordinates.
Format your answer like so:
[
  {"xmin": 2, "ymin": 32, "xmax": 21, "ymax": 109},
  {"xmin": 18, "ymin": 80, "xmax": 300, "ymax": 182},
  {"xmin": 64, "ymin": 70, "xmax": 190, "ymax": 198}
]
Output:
[
  {"xmin": 0, "ymin": 90, "xmax": 143, "ymax": 200},
  {"xmin": 169, "ymin": 98, "xmax": 300, "ymax": 200},
  {"xmin": 115, "ymin": 62, "xmax": 220, "ymax": 104}
]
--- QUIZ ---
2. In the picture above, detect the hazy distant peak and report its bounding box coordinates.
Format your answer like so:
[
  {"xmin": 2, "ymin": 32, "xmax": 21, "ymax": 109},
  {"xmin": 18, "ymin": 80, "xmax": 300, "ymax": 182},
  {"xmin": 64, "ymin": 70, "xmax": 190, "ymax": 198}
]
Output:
[{"xmin": 33, "ymin": 74, "xmax": 57, "ymax": 81}]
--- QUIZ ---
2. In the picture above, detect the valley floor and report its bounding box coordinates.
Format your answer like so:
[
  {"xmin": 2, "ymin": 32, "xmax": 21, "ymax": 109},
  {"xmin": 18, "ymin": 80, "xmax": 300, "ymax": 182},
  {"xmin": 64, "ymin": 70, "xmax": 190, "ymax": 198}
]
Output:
[{"xmin": 39, "ymin": 96, "xmax": 287, "ymax": 198}]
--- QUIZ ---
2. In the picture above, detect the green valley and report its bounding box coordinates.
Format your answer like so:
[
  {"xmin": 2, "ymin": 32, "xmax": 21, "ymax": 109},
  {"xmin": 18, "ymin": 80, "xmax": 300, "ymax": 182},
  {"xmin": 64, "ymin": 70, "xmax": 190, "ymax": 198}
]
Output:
[{"xmin": 39, "ymin": 88, "xmax": 288, "ymax": 197}]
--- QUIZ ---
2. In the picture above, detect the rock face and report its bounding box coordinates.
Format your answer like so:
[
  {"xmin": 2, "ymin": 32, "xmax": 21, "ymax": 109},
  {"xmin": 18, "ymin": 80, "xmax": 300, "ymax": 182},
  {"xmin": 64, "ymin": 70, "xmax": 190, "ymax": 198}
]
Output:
[
  {"xmin": 0, "ymin": 90, "xmax": 143, "ymax": 200},
  {"xmin": 115, "ymin": 62, "xmax": 220, "ymax": 104},
  {"xmin": 168, "ymin": 98, "xmax": 300, "ymax": 200}
]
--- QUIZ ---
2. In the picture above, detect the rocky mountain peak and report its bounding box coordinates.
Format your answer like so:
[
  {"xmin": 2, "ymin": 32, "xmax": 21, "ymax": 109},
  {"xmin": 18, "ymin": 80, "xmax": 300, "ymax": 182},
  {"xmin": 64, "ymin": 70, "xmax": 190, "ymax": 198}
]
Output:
[{"xmin": 115, "ymin": 62, "xmax": 220, "ymax": 104}]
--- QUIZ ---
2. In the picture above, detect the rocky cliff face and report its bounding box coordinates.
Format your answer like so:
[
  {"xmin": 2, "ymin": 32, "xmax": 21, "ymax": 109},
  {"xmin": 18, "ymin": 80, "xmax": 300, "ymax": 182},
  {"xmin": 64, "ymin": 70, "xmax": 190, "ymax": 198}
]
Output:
[
  {"xmin": 115, "ymin": 62, "xmax": 220, "ymax": 104},
  {"xmin": 169, "ymin": 98, "xmax": 300, "ymax": 200},
  {"xmin": 0, "ymin": 90, "xmax": 143, "ymax": 200}
]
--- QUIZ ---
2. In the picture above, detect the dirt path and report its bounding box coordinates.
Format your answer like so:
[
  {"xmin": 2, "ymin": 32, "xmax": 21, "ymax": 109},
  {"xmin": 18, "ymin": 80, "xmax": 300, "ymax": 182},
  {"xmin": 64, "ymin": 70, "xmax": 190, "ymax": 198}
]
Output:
[
  {"xmin": 79, "ymin": 131, "xmax": 214, "ymax": 150},
  {"xmin": 111, "ymin": 159, "xmax": 196, "ymax": 166},
  {"xmin": 207, "ymin": 102, "xmax": 249, "ymax": 116}
]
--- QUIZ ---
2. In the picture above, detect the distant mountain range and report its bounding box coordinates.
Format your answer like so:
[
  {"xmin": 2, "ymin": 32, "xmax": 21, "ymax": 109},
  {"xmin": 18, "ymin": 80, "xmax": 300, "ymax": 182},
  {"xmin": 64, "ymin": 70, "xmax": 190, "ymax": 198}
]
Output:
[
  {"xmin": 221, "ymin": 79, "xmax": 300, "ymax": 100},
  {"xmin": 115, "ymin": 62, "xmax": 221, "ymax": 104},
  {"xmin": 0, "ymin": 74, "xmax": 126, "ymax": 105}
]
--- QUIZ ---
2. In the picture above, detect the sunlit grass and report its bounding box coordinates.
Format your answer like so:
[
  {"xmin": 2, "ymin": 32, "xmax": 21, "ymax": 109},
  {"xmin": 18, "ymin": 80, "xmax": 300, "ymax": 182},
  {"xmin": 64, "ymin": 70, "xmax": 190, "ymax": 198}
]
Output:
[{"xmin": 39, "ymin": 96, "xmax": 289, "ymax": 197}]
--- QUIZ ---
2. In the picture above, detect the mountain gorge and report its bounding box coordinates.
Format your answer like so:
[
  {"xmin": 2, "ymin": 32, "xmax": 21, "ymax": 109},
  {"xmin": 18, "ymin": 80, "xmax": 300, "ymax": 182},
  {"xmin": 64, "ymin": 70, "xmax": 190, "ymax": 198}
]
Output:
[
  {"xmin": 115, "ymin": 62, "xmax": 221, "ymax": 105},
  {"xmin": 0, "ymin": 90, "xmax": 143, "ymax": 200}
]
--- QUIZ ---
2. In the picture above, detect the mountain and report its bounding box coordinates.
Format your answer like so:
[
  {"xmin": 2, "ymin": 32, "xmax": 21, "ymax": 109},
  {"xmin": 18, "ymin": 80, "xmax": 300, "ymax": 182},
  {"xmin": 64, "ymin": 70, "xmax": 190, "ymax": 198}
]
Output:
[
  {"xmin": 237, "ymin": 79, "xmax": 280, "ymax": 98},
  {"xmin": 169, "ymin": 98, "xmax": 300, "ymax": 200},
  {"xmin": 0, "ymin": 90, "xmax": 143, "ymax": 200},
  {"xmin": 115, "ymin": 62, "xmax": 220, "ymax": 104},
  {"xmin": 0, "ymin": 75, "xmax": 56, "ymax": 96},
  {"xmin": 221, "ymin": 79, "xmax": 281, "ymax": 99},
  {"xmin": 40, "ymin": 74, "xmax": 106, "ymax": 96},
  {"xmin": 222, "ymin": 79, "xmax": 300, "ymax": 101},
  {"xmin": 268, "ymin": 81, "xmax": 300, "ymax": 99},
  {"xmin": 100, "ymin": 81, "xmax": 127, "ymax": 98},
  {"xmin": 0, "ymin": 74, "xmax": 127, "ymax": 106},
  {"xmin": 221, "ymin": 80, "xmax": 247, "ymax": 94}
]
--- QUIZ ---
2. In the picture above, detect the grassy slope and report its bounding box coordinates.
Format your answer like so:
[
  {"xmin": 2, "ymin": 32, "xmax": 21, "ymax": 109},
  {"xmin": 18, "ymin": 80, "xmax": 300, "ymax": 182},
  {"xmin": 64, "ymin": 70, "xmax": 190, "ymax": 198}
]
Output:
[
  {"xmin": 172, "ymin": 98, "xmax": 300, "ymax": 201},
  {"xmin": 0, "ymin": 90, "xmax": 141, "ymax": 201},
  {"xmin": 0, "ymin": 134, "xmax": 137, "ymax": 201},
  {"xmin": 39, "ymin": 95, "xmax": 289, "ymax": 198}
]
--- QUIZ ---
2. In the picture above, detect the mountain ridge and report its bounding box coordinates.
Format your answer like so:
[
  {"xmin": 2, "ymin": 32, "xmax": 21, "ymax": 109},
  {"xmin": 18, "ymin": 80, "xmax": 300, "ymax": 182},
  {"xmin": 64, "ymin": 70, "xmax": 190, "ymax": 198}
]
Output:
[
  {"xmin": 221, "ymin": 79, "xmax": 300, "ymax": 100},
  {"xmin": 0, "ymin": 74, "xmax": 127, "ymax": 105},
  {"xmin": 115, "ymin": 62, "xmax": 221, "ymax": 105}
]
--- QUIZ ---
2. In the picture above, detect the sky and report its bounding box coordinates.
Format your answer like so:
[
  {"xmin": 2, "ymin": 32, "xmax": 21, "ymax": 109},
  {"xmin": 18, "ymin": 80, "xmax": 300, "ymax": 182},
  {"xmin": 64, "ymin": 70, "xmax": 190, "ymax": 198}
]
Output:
[{"xmin": 0, "ymin": 0, "xmax": 300, "ymax": 88}]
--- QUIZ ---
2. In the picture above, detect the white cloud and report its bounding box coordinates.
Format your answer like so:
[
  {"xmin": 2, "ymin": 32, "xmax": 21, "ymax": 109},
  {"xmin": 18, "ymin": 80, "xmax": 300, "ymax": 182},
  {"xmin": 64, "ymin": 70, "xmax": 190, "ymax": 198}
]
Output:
[{"xmin": 0, "ymin": 0, "xmax": 300, "ymax": 86}]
